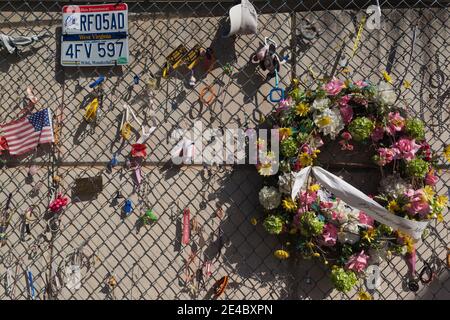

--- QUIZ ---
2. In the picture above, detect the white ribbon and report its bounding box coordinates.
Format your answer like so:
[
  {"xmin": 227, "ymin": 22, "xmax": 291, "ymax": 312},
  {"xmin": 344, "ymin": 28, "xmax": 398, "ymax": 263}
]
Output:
[{"xmin": 291, "ymin": 166, "xmax": 429, "ymax": 240}]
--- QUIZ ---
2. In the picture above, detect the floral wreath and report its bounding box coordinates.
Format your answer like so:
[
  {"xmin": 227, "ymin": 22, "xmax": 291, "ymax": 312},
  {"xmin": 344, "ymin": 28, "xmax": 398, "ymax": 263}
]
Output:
[{"xmin": 255, "ymin": 76, "xmax": 449, "ymax": 296}]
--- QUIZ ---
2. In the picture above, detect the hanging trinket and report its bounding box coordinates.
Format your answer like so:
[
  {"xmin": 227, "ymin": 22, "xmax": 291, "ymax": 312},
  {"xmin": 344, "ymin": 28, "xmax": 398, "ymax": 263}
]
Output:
[
  {"xmin": 203, "ymin": 261, "xmax": 212, "ymax": 279},
  {"xmin": 120, "ymin": 104, "xmax": 141, "ymax": 141},
  {"xmin": 141, "ymin": 209, "xmax": 158, "ymax": 226},
  {"xmin": 27, "ymin": 268, "xmax": 35, "ymax": 300},
  {"xmin": 189, "ymin": 70, "xmax": 196, "ymax": 87},
  {"xmin": 27, "ymin": 165, "xmax": 39, "ymax": 178},
  {"xmin": 52, "ymin": 175, "xmax": 62, "ymax": 185},
  {"xmin": 109, "ymin": 153, "xmax": 118, "ymax": 168},
  {"xmin": 106, "ymin": 274, "xmax": 117, "ymax": 299},
  {"xmin": 123, "ymin": 199, "xmax": 133, "ymax": 217},
  {"xmin": 48, "ymin": 194, "xmax": 68, "ymax": 213},
  {"xmin": 84, "ymin": 98, "xmax": 99, "ymax": 122},
  {"xmin": 89, "ymin": 75, "xmax": 105, "ymax": 89},
  {"xmin": 0, "ymin": 193, "xmax": 13, "ymax": 247},
  {"xmin": 299, "ymin": 18, "xmax": 320, "ymax": 41},
  {"xmin": 162, "ymin": 44, "xmax": 188, "ymax": 78},
  {"xmin": 182, "ymin": 208, "xmax": 190, "ymax": 245},
  {"xmin": 213, "ymin": 276, "xmax": 229, "ymax": 298},
  {"xmin": 146, "ymin": 73, "xmax": 157, "ymax": 91},
  {"xmin": 251, "ymin": 37, "xmax": 288, "ymax": 78},
  {"xmin": 133, "ymin": 75, "xmax": 140, "ymax": 85}
]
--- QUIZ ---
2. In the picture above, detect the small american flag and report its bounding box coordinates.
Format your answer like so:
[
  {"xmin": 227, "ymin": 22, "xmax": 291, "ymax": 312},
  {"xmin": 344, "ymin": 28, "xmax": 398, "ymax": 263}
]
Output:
[{"xmin": 2, "ymin": 108, "xmax": 54, "ymax": 155}]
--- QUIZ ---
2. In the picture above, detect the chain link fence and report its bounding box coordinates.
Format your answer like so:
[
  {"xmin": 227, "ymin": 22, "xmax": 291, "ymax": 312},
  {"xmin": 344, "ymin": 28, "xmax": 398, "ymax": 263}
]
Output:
[{"xmin": 0, "ymin": 0, "xmax": 448, "ymax": 300}]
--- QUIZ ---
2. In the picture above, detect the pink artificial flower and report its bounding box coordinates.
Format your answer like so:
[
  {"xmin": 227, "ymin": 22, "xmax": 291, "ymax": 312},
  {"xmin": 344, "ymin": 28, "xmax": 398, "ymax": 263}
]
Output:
[
  {"xmin": 341, "ymin": 132, "xmax": 352, "ymax": 141},
  {"xmin": 276, "ymin": 97, "xmax": 291, "ymax": 112},
  {"xmin": 301, "ymin": 144, "xmax": 312, "ymax": 154},
  {"xmin": 339, "ymin": 140, "xmax": 354, "ymax": 151},
  {"xmin": 339, "ymin": 105, "xmax": 354, "ymax": 124},
  {"xmin": 358, "ymin": 211, "xmax": 374, "ymax": 227},
  {"xmin": 371, "ymin": 126, "xmax": 384, "ymax": 142},
  {"xmin": 420, "ymin": 142, "xmax": 432, "ymax": 161},
  {"xmin": 346, "ymin": 250, "xmax": 369, "ymax": 273},
  {"xmin": 376, "ymin": 148, "xmax": 397, "ymax": 166},
  {"xmin": 339, "ymin": 95, "xmax": 351, "ymax": 107},
  {"xmin": 299, "ymin": 190, "xmax": 317, "ymax": 206},
  {"xmin": 320, "ymin": 223, "xmax": 338, "ymax": 247},
  {"xmin": 292, "ymin": 160, "xmax": 302, "ymax": 172},
  {"xmin": 354, "ymin": 80, "xmax": 368, "ymax": 88},
  {"xmin": 404, "ymin": 189, "xmax": 431, "ymax": 217},
  {"xmin": 425, "ymin": 170, "xmax": 438, "ymax": 186},
  {"xmin": 394, "ymin": 138, "xmax": 420, "ymax": 161},
  {"xmin": 320, "ymin": 201, "xmax": 333, "ymax": 209},
  {"xmin": 331, "ymin": 210, "xmax": 346, "ymax": 222},
  {"xmin": 386, "ymin": 112, "xmax": 405, "ymax": 135},
  {"xmin": 324, "ymin": 78, "xmax": 345, "ymax": 96}
]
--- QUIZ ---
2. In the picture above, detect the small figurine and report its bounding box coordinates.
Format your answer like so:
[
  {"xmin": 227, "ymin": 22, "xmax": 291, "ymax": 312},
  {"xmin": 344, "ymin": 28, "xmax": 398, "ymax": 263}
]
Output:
[
  {"xmin": 140, "ymin": 209, "xmax": 158, "ymax": 225},
  {"xmin": 123, "ymin": 199, "xmax": 133, "ymax": 217},
  {"xmin": 251, "ymin": 37, "xmax": 288, "ymax": 77}
]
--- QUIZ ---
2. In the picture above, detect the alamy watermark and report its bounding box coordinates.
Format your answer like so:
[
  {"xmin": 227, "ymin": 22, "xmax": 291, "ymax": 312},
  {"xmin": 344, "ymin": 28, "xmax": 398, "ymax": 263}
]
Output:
[{"xmin": 170, "ymin": 121, "xmax": 280, "ymax": 174}]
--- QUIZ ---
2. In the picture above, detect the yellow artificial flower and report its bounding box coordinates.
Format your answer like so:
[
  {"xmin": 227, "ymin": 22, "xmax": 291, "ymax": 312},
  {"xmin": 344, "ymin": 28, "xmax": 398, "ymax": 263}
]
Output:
[
  {"xmin": 444, "ymin": 145, "xmax": 450, "ymax": 162},
  {"xmin": 437, "ymin": 213, "xmax": 444, "ymax": 223},
  {"xmin": 299, "ymin": 152, "xmax": 314, "ymax": 167},
  {"xmin": 382, "ymin": 70, "xmax": 393, "ymax": 84},
  {"xmin": 274, "ymin": 250, "xmax": 290, "ymax": 260},
  {"xmin": 258, "ymin": 162, "xmax": 273, "ymax": 176},
  {"xmin": 250, "ymin": 217, "xmax": 258, "ymax": 226},
  {"xmin": 313, "ymin": 252, "xmax": 320, "ymax": 258},
  {"xmin": 282, "ymin": 198, "xmax": 298, "ymax": 212},
  {"xmin": 423, "ymin": 186, "xmax": 435, "ymax": 202},
  {"xmin": 435, "ymin": 195, "xmax": 448, "ymax": 209},
  {"xmin": 279, "ymin": 127, "xmax": 292, "ymax": 140},
  {"xmin": 308, "ymin": 184, "xmax": 320, "ymax": 192},
  {"xmin": 362, "ymin": 228, "xmax": 376, "ymax": 243},
  {"xmin": 295, "ymin": 102, "xmax": 310, "ymax": 117},
  {"xmin": 398, "ymin": 232, "xmax": 415, "ymax": 254},
  {"xmin": 357, "ymin": 291, "xmax": 373, "ymax": 300},
  {"xmin": 387, "ymin": 200, "xmax": 400, "ymax": 213},
  {"xmin": 316, "ymin": 115, "xmax": 332, "ymax": 128}
]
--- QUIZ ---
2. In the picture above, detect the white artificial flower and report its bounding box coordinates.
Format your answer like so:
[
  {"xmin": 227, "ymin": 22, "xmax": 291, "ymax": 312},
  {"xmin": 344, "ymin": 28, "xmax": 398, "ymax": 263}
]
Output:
[
  {"xmin": 377, "ymin": 82, "xmax": 396, "ymax": 105},
  {"xmin": 278, "ymin": 172, "xmax": 295, "ymax": 194},
  {"xmin": 379, "ymin": 174, "xmax": 411, "ymax": 198},
  {"xmin": 313, "ymin": 108, "xmax": 344, "ymax": 139},
  {"xmin": 338, "ymin": 223, "xmax": 361, "ymax": 244},
  {"xmin": 311, "ymin": 98, "xmax": 331, "ymax": 112},
  {"xmin": 259, "ymin": 186, "xmax": 281, "ymax": 210}
]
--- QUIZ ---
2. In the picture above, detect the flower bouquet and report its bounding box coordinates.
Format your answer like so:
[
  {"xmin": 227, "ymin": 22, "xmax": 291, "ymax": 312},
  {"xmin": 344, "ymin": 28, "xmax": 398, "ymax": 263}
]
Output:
[{"xmin": 257, "ymin": 77, "xmax": 448, "ymax": 293}]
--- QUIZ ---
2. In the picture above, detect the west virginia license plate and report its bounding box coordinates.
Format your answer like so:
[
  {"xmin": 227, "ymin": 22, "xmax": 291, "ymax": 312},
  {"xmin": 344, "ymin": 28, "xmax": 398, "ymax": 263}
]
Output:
[{"xmin": 61, "ymin": 3, "xmax": 129, "ymax": 66}]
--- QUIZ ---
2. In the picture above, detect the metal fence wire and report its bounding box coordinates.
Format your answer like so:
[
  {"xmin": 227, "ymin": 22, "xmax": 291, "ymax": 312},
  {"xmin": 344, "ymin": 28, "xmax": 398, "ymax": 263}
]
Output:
[{"xmin": 0, "ymin": 0, "xmax": 449, "ymax": 300}]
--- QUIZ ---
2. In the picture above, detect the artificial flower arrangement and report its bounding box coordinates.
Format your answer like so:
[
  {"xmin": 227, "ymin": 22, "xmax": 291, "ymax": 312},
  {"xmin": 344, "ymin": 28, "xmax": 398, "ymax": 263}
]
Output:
[{"xmin": 256, "ymin": 77, "xmax": 448, "ymax": 293}]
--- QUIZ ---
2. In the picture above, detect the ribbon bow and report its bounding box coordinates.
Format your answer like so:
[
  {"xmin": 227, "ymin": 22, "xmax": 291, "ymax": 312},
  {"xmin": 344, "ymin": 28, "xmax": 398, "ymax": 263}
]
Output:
[{"xmin": 291, "ymin": 166, "xmax": 429, "ymax": 241}]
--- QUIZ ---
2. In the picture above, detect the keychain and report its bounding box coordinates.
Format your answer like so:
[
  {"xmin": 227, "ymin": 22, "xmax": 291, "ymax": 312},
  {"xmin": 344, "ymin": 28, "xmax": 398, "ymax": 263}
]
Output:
[
  {"xmin": 213, "ymin": 275, "xmax": 229, "ymax": 298},
  {"xmin": 123, "ymin": 199, "xmax": 133, "ymax": 217},
  {"xmin": 0, "ymin": 193, "xmax": 13, "ymax": 247},
  {"xmin": 182, "ymin": 208, "xmax": 191, "ymax": 245},
  {"xmin": 268, "ymin": 69, "xmax": 285, "ymax": 103},
  {"xmin": 27, "ymin": 267, "xmax": 36, "ymax": 300},
  {"xmin": 140, "ymin": 209, "xmax": 158, "ymax": 226},
  {"xmin": 120, "ymin": 104, "xmax": 142, "ymax": 141},
  {"xmin": 251, "ymin": 37, "xmax": 288, "ymax": 78}
]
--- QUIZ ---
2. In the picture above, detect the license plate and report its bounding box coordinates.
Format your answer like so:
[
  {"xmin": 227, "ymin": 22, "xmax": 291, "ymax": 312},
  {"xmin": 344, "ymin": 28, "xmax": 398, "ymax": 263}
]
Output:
[
  {"xmin": 61, "ymin": 33, "xmax": 128, "ymax": 66},
  {"xmin": 61, "ymin": 3, "xmax": 129, "ymax": 67}
]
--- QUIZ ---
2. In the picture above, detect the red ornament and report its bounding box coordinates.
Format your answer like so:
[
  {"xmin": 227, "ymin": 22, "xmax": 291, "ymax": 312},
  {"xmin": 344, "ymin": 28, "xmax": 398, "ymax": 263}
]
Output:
[
  {"xmin": 131, "ymin": 143, "xmax": 147, "ymax": 158},
  {"xmin": 49, "ymin": 193, "xmax": 69, "ymax": 213}
]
